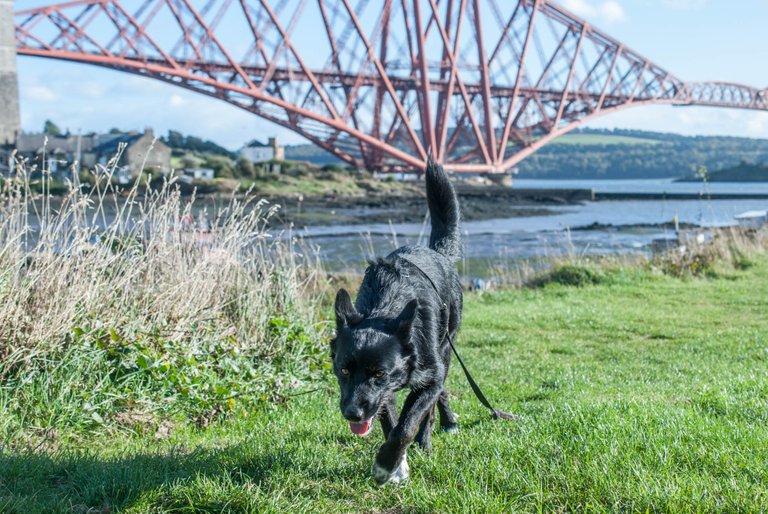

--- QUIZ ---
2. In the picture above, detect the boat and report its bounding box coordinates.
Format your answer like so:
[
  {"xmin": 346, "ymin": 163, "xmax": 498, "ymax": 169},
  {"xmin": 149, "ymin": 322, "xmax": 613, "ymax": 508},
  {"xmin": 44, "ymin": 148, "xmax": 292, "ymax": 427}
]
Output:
[{"xmin": 734, "ymin": 210, "xmax": 768, "ymax": 229}]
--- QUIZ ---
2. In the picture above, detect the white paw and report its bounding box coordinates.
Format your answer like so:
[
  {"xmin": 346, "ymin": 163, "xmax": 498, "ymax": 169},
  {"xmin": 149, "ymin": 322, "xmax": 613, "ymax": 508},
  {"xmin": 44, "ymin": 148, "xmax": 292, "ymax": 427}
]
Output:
[
  {"xmin": 443, "ymin": 424, "xmax": 460, "ymax": 434},
  {"xmin": 372, "ymin": 452, "xmax": 409, "ymax": 485}
]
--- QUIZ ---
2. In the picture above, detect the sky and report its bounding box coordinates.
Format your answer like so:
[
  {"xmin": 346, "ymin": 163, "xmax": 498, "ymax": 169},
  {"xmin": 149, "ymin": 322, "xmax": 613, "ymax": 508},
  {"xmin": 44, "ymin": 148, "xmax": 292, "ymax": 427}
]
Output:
[{"xmin": 14, "ymin": 0, "xmax": 768, "ymax": 151}]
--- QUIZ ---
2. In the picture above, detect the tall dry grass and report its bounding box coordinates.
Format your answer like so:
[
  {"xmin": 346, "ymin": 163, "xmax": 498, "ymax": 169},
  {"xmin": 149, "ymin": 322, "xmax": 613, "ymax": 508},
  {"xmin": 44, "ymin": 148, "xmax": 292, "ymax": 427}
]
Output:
[
  {"xmin": 650, "ymin": 226, "xmax": 768, "ymax": 277},
  {"xmin": 0, "ymin": 151, "xmax": 326, "ymax": 435},
  {"xmin": 481, "ymin": 226, "xmax": 768, "ymax": 288}
]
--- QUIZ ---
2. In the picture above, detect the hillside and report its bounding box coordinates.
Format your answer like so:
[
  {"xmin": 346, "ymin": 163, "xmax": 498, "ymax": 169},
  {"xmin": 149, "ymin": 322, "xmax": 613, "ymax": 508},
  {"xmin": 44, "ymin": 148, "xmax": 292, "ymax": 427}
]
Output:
[
  {"xmin": 517, "ymin": 128, "xmax": 768, "ymax": 179},
  {"xmin": 281, "ymin": 128, "xmax": 768, "ymax": 180}
]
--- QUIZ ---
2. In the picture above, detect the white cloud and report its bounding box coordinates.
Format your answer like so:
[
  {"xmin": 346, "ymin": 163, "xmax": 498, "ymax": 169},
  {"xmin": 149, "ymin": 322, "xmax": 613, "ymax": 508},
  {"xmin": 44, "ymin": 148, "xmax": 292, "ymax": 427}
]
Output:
[
  {"xmin": 169, "ymin": 94, "xmax": 186, "ymax": 107},
  {"xmin": 560, "ymin": 0, "xmax": 626, "ymax": 25},
  {"xmin": 600, "ymin": 1, "xmax": 627, "ymax": 23},
  {"xmin": 24, "ymin": 85, "xmax": 58, "ymax": 103}
]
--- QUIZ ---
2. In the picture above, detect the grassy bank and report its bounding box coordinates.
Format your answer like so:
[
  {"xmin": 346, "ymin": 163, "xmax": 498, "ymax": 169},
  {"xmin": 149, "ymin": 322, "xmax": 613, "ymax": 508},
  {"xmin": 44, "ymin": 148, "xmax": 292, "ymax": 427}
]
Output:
[
  {"xmin": 3, "ymin": 248, "xmax": 768, "ymax": 511},
  {"xmin": 0, "ymin": 165, "xmax": 328, "ymax": 446}
]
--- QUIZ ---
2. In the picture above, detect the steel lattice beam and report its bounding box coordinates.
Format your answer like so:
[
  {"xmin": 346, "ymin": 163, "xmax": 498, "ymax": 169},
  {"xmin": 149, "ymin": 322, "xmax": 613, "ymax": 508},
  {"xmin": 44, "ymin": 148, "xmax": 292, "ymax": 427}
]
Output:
[{"xmin": 14, "ymin": 0, "xmax": 768, "ymax": 173}]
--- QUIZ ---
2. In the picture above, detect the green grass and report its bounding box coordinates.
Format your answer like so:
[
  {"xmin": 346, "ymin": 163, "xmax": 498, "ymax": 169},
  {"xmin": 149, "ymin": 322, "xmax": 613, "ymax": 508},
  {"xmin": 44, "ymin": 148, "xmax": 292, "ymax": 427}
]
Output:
[
  {"xmin": 3, "ymin": 259, "xmax": 768, "ymax": 512},
  {"xmin": 551, "ymin": 133, "xmax": 661, "ymax": 146}
]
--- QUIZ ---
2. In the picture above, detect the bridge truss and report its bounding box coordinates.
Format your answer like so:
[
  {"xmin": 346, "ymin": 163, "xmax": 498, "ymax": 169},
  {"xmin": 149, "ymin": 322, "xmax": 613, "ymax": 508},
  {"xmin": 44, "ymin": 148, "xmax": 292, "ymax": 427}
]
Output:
[{"xmin": 14, "ymin": 0, "xmax": 768, "ymax": 173}]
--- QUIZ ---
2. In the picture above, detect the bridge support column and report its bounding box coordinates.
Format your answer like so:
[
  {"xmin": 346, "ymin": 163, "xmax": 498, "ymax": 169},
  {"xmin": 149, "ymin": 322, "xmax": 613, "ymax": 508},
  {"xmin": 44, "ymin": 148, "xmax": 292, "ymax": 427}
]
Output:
[
  {"xmin": 1, "ymin": 0, "xmax": 21, "ymax": 146},
  {"xmin": 486, "ymin": 172, "xmax": 513, "ymax": 187}
]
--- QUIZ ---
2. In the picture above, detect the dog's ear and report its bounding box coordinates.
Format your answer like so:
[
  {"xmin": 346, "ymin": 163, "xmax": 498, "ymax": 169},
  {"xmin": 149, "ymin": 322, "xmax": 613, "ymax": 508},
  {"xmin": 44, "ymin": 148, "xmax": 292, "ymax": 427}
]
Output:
[
  {"xmin": 392, "ymin": 298, "xmax": 419, "ymax": 342},
  {"xmin": 335, "ymin": 288, "xmax": 362, "ymax": 330}
]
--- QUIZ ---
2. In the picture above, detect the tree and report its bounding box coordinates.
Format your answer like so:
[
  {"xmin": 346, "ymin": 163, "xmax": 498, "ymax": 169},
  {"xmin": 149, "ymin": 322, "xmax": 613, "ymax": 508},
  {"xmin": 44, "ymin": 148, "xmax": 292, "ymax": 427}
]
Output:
[
  {"xmin": 43, "ymin": 120, "xmax": 62, "ymax": 136},
  {"xmin": 166, "ymin": 130, "xmax": 185, "ymax": 148},
  {"xmin": 203, "ymin": 155, "xmax": 235, "ymax": 179},
  {"xmin": 181, "ymin": 155, "xmax": 204, "ymax": 169},
  {"xmin": 235, "ymin": 157, "xmax": 255, "ymax": 179}
]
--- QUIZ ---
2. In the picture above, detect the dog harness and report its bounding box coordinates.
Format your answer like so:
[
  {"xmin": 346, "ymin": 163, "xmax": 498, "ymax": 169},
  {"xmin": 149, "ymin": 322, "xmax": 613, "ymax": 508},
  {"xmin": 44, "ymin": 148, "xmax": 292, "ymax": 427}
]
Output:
[{"xmin": 396, "ymin": 251, "xmax": 517, "ymax": 421}]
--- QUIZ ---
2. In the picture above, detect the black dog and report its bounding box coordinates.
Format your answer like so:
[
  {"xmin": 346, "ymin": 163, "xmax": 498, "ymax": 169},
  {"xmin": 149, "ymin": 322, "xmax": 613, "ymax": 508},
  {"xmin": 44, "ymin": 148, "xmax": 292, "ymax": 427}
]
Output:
[{"xmin": 331, "ymin": 159, "xmax": 462, "ymax": 485}]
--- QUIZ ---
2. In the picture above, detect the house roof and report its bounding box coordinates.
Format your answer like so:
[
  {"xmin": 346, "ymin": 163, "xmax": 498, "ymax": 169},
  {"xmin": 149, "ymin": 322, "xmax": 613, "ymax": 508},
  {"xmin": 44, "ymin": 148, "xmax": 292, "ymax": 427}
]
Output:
[
  {"xmin": 14, "ymin": 132, "xmax": 136, "ymax": 155},
  {"xmin": 243, "ymin": 139, "xmax": 269, "ymax": 148},
  {"xmin": 15, "ymin": 133, "xmax": 99, "ymax": 154},
  {"xmin": 91, "ymin": 132, "xmax": 145, "ymax": 155}
]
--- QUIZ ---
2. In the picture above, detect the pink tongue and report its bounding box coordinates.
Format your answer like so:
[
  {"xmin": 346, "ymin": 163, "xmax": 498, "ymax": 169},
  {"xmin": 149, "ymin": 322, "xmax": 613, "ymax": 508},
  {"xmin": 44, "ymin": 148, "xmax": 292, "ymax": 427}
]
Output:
[{"xmin": 349, "ymin": 420, "xmax": 370, "ymax": 435}]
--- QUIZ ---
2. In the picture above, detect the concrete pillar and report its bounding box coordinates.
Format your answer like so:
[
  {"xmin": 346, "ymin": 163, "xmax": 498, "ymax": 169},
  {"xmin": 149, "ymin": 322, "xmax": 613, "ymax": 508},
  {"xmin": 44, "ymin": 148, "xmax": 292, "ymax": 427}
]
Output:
[
  {"xmin": 1, "ymin": 0, "xmax": 21, "ymax": 146},
  {"xmin": 487, "ymin": 172, "xmax": 513, "ymax": 187}
]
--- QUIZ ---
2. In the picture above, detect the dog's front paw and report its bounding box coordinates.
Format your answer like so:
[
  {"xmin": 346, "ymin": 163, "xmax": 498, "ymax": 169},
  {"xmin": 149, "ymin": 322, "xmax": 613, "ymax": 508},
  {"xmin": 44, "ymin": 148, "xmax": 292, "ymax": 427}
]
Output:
[{"xmin": 373, "ymin": 453, "xmax": 409, "ymax": 485}]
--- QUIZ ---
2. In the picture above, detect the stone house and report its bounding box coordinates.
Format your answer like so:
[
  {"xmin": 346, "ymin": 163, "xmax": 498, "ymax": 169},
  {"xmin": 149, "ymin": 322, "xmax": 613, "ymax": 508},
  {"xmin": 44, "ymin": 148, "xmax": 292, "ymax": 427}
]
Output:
[
  {"xmin": 239, "ymin": 137, "xmax": 285, "ymax": 163},
  {"xmin": 94, "ymin": 129, "xmax": 171, "ymax": 179},
  {"xmin": 14, "ymin": 132, "xmax": 99, "ymax": 175},
  {"xmin": 12, "ymin": 129, "xmax": 170, "ymax": 180}
]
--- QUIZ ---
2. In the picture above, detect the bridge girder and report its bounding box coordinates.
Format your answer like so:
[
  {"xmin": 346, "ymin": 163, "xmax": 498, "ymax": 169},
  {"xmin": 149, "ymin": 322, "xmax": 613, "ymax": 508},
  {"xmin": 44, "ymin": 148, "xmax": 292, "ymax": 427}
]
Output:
[{"xmin": 14, "ymin": 0, "xmax": 768, "ymax": 173}]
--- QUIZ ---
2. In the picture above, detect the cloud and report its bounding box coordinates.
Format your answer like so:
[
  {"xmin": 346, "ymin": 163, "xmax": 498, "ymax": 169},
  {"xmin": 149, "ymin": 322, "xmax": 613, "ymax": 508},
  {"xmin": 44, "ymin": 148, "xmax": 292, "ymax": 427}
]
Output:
[
  {"xmin": 24, "ymin": 85, "xmax": 58, "ymax": 103},
  {"xmin": 560, "ymin": 0, "xmax": 627, "ymax": 25},
  {"xmin": 600, "ymin": 1, "xmax": 627, "ymax": 23},
  {"xmin": 169, "ymin": 94, "xmax": 186, "ymax": 107}
]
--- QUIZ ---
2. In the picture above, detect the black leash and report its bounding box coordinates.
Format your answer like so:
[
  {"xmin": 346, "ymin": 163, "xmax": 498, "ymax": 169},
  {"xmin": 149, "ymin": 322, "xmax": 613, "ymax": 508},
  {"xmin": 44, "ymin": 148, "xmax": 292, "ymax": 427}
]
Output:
[
  {"xmin": 398, "ymin": 253, "xmax": 517, "ymax": 421},
  {"xmin": 444, "ymin": 331, "xmax": 517, "ymax": 421}
]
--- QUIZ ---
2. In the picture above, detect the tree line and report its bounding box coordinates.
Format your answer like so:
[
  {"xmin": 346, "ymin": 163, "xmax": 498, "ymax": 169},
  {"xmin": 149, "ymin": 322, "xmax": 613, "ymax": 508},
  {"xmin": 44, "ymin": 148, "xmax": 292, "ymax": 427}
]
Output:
[{"xmin": 517, "ymin": 128, "xmax": 768, "ymax": 179}]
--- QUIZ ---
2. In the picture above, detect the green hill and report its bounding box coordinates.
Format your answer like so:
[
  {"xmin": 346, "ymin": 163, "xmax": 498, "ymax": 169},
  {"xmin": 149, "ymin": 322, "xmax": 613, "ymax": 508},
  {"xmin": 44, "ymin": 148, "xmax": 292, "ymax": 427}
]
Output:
[
  {"xmin": 517, "ymin": 128, "xmax": 768, "ymax": 179},
  {"xmin": 549, "ymin": 132, "xmax": 661, "ymax": 146}
]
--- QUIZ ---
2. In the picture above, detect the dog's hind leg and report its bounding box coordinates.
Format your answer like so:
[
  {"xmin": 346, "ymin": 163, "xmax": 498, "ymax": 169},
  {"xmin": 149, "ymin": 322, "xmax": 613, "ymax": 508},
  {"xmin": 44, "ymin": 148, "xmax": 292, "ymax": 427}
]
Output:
[
  {"xmin": 379, "ymin": 393, "xmax": 398, "ymax": 439},
  {"xmin": 438, "ymin": 332, "xmax": 460, "ymax": 433},
  {"xmin": 414, "ymin": 403, "xmax": 436, "ymax": 453},
  {"xmin": 437, "ymin": 390, "xmax": 459, "ymax": 433}
]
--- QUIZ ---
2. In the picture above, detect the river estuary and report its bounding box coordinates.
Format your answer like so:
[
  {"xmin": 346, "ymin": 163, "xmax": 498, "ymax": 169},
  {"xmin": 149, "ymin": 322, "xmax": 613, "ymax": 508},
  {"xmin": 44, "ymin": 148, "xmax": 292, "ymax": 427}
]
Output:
[{"xmin": 296, "ymin": 179, "xmax": 768, "ymax": 266}]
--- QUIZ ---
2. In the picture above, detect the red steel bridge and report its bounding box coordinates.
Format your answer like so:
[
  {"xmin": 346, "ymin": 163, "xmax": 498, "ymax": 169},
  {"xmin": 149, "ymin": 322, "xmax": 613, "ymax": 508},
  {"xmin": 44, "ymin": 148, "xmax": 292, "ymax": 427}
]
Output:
[{"xmin": 14, "ymin": 0, "xmax": 768, "ymax": 173}]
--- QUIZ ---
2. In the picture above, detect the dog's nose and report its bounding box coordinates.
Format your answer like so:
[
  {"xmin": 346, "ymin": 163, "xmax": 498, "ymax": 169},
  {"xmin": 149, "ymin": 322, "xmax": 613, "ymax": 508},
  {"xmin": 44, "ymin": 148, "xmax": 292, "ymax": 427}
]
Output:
[{"xmin": 343, "ymin": 405, "xmax": 364, "ymax": 422}]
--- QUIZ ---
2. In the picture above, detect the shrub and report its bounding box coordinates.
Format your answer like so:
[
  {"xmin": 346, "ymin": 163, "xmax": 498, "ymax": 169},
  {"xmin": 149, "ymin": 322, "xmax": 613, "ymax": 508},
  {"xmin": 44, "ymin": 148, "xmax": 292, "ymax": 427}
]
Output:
[
  {"xmin": 653, "ymin": 245, "xmax": 719, "ymax": 278},
  {"xmin": 0, "ymin": 156, "xmax": 327, "ymax": 437},
  {"xmin": 529, "ymin": 264, "xmax": 603, "ymax": 288},
  {"xmin": 321, "ymin": 164, "xmax": 346, "ymax": 173}
]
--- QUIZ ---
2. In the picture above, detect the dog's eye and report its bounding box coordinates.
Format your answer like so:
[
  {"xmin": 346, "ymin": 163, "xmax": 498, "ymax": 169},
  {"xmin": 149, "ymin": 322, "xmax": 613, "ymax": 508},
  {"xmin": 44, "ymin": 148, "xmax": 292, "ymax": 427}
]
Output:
[
  {"xmin": 374, "ymin": 370, "xmax": 385, "ymax": 378},
  {"xmin": 340, "ymin": 368, "xmax": 350, "ymax": 376}
]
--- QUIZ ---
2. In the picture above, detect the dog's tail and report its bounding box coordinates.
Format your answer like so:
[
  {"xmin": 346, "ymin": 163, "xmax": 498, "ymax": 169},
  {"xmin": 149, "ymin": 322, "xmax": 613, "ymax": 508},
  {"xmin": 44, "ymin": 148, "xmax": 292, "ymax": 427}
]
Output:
[{"xmin": 426, "ymin": 156, "xmax": 461, "ymax": 261}]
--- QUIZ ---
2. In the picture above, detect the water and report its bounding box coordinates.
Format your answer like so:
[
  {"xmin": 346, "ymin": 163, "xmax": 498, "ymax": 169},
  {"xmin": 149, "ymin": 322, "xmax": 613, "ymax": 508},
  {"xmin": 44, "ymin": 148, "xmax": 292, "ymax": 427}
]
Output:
[
  {"xmin": 23, "ymin": 180, "xmax": 766, "ymax": 267},
  {"xmin": 297, "ymin": 180, "xmax": 768, "ymax": 264},
  {"xmin": 511, "ymin": 178, "xmax": 768, "ymax": 195}
]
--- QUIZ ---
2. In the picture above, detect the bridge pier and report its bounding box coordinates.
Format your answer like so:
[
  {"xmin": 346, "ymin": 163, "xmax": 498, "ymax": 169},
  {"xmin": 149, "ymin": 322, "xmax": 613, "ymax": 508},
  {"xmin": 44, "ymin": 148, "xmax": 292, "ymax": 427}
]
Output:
[
  {"xmin": 1, "ymin": 0, "xmax": 20, "ymax": 146},
  {"xmin": 485, "ymin": 172, "xmax": 513, "ymax": 187}
]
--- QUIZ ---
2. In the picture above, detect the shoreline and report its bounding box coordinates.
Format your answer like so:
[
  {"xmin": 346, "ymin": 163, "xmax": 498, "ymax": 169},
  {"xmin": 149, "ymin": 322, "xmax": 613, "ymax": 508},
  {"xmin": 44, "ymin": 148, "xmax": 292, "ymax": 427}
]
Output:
[{"xmin": 267, "ymin": 193, "xmax": 562, "ymax": 228}]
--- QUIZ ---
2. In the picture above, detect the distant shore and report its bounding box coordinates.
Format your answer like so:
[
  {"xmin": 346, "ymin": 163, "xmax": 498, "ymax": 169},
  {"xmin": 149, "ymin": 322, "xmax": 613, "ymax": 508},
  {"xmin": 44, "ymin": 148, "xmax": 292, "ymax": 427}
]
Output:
[{"xmin": 264, "ymin": 186, "xmax": 571, "ymax": 228}]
